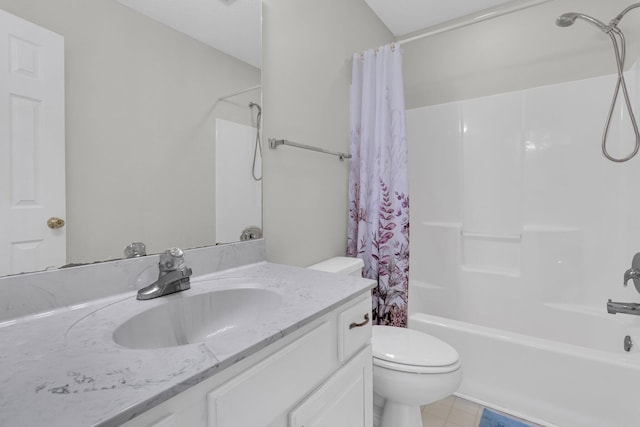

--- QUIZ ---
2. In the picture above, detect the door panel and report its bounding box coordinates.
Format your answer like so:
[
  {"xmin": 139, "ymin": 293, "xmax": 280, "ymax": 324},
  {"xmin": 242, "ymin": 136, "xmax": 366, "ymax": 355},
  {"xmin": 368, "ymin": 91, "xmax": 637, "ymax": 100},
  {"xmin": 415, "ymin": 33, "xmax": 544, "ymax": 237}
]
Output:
[{"xmin": 0, "ymin": 9, "xmax": 65, "ymax": 275}]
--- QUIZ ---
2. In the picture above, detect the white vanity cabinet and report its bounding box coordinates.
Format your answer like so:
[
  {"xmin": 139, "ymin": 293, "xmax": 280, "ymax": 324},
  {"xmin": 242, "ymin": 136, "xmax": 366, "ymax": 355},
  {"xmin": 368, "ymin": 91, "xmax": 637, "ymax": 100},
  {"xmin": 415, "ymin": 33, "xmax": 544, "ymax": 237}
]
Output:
[{"xmin": 121, "ymin": 292, "xmax": 372, "ymax": 427}]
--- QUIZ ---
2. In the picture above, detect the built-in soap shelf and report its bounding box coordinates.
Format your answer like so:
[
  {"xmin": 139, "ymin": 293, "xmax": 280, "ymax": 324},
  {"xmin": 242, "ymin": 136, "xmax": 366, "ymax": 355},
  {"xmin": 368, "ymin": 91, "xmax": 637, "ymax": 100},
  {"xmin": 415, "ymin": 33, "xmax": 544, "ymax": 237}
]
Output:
[{"xmin": 461, "ymin": 229, "xmax": 522, "ymax": 277}]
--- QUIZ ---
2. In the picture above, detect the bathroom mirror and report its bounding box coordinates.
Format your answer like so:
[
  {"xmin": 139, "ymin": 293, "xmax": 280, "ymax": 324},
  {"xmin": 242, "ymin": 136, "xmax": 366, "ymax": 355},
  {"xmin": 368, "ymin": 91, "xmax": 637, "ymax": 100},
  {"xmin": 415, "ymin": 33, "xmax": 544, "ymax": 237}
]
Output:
[{"xmin": 0, "ymin": 0, "xmax": 262, "ymax": 276}]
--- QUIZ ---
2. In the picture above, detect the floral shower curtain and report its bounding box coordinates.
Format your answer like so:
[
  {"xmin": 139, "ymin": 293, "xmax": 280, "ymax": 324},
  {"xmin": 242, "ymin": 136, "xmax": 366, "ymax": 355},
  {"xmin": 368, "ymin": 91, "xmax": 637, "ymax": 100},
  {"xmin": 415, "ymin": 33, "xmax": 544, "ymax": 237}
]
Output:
[{"xmin": 347, "ymin": 43, "xmax": 409, "ymax": 327}]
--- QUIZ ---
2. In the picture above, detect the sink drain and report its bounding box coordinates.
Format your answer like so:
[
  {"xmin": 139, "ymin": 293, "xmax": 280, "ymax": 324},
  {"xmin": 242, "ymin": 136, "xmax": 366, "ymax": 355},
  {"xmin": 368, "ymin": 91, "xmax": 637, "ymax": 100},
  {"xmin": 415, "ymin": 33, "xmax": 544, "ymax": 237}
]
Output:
[{"xmin": 624, "ymin": 335, "xmax": 633, "ymax": 352}]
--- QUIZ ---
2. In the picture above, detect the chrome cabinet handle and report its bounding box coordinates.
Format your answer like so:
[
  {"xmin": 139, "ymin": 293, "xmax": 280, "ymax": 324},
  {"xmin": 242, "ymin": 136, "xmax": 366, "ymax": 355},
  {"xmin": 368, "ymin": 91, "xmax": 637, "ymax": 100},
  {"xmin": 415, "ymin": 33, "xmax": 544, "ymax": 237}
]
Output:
[{"xmin": 349, "ymin": 313, "xmax": 370, "ymax": 329}]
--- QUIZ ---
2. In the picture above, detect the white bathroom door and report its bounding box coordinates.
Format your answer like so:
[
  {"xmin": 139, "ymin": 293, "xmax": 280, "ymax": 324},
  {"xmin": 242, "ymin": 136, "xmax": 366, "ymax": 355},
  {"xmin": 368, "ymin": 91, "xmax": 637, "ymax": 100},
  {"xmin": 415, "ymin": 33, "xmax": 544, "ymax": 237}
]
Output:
[{"xmin": 0, "ymin": 9, "xmax": 65, "ymax": 276}]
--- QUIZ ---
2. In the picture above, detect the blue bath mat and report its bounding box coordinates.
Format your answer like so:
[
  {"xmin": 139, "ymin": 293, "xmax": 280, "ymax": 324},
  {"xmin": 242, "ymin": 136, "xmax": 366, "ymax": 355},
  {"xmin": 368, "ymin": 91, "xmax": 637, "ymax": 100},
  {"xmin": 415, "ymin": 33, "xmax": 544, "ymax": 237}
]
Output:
[{"xmin": 479, "ymin": 408, "xmax": 533, "ymax": 427}]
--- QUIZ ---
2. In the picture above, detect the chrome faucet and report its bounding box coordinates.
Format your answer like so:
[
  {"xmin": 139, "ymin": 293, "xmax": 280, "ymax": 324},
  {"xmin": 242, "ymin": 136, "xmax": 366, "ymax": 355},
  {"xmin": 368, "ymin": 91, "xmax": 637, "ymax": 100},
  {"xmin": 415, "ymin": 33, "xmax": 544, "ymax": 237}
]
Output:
[
  {"xmin": 607, "ymin": 299, "xmax": 640, "ymax": 315},
  {"xmin": 607, "ymin": 253, "xmax": 640, "ymax": 316},
  {"xmin": 137, "ymin": 248, "xmax": 192, "ymax": 300}
]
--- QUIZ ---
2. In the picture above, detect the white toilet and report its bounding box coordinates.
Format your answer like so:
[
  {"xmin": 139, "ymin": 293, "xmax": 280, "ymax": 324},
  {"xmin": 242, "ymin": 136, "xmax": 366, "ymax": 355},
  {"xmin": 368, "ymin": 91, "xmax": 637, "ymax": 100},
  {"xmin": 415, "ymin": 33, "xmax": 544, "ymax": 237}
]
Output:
[{"xmin": 308, "ymin": 257, "xmax": 462, "ymax": 427}]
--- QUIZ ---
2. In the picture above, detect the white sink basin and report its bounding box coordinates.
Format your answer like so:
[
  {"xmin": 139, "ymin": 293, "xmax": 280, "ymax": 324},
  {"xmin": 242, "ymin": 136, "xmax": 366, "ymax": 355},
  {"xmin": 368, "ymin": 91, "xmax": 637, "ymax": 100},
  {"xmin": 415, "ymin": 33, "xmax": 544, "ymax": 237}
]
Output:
[{"xmin": 113, "ymin": 287, "xmax": 282, "ymax": 349}]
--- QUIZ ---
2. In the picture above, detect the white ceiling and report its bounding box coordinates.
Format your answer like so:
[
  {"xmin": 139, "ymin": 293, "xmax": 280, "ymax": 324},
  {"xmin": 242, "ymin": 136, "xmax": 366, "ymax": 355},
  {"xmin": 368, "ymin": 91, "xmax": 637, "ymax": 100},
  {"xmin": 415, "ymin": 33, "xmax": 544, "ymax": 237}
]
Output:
[
  {"xmin": 116, "ymin": 0, "xmax": 261, "ymax": 68},
  {"xmin": 115, "ymin": 0, "xmax": 522, "ymax": 69}
]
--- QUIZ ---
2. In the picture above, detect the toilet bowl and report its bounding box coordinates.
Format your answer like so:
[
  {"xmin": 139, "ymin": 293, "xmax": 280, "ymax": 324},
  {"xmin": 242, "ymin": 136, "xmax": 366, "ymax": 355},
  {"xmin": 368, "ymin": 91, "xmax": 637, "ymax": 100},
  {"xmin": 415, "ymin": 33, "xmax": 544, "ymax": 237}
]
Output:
[
  {"xmin": 308, "ymin": 257, "xmax": 463, "ymax": 427},
  {"xmin": 373, "ymin": 325, "xmax": 462, "ymax": 427}
]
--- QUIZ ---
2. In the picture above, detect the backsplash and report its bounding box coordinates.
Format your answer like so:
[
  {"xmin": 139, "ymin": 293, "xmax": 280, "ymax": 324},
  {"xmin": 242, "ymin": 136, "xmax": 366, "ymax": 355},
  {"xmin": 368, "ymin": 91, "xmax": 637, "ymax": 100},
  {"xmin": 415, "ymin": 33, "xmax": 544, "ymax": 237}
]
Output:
[{"xmin": 0, "ymin": 240, "xmax": 265, "ymax": 323}]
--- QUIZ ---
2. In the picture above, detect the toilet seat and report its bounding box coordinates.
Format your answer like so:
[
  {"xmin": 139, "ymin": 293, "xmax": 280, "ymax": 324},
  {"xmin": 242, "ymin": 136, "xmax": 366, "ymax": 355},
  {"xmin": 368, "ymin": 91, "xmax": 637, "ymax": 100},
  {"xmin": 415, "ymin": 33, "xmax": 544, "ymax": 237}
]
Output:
[
  {"xmin": 372, "ymin": 326, "xmax": 460, "ymax": 374},
  {"xmin": 373, "ymin": 357, "xmax": 461, "ymax": 374}
]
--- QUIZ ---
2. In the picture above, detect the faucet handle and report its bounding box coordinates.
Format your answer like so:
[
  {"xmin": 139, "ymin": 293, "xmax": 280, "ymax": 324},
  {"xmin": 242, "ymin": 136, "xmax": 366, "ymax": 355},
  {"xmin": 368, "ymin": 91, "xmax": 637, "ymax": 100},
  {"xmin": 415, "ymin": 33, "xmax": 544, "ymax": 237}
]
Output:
[
  {"xmin": 124, "ymin": 242, "xmax": 146, "ymax": 258},
  {"xmin": 624, "ymin": 253, "xmax": 640, "ymax": 294},
  {"xmin": 624, "ymin": 268, "xmax": 640, "ymax": 286},
  {"xmin": 159, "ymin": 248, "xmax": 187, "ymax": 273}
]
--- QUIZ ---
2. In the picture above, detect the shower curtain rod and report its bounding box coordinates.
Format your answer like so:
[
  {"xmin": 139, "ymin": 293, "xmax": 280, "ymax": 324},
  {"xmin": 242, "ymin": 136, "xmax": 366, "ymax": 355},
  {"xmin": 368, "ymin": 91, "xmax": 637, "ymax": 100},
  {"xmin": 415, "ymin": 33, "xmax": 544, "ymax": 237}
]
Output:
[
  {"xmin": 217, "ymin": 84, "xmax": 262, "ymax": 102},
  {"xmin": 397, "ymin": 0, "xmax": 553, "ymax": 45},
  {"xmin": 268, "ymin": 138, "xmax": 352, "ymax": 160}
]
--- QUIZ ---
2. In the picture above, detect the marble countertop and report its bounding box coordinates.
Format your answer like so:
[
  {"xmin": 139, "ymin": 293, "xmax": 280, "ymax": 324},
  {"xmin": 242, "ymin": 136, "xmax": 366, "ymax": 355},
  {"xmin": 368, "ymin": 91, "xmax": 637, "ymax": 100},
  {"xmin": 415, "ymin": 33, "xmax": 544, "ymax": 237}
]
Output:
[{"xmin": 0, "ymin": 262, "xmax": 374, "ymax": 427}]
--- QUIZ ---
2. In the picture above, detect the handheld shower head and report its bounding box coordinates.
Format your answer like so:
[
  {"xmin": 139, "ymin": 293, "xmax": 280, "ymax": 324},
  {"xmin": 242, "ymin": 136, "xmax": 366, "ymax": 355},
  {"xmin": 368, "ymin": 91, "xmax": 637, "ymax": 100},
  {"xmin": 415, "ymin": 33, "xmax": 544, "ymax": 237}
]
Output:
[
  {"xmin": 556, "ymin": 12, "xmax": 578, "ymax": 27},
  {"xmin": 555, "ymin": 12, "xmax": 608, "ymax": 32},
  {"xmin": 249, "ymin": 102, "xmax": 261, "ymax": 114},
  {"xmin": 248, "ymin": 101, "xmax": 262, "ymax": 181},
  {"xmin": 555, "ymin": 4, "xmax": 640, "ymax": 162}
]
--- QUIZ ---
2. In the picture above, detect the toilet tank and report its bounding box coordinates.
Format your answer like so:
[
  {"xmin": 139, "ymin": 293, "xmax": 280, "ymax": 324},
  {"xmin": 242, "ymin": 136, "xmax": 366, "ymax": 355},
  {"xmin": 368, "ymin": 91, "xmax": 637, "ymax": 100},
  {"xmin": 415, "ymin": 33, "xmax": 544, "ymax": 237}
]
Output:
[{"xmin": 307, "ymin": 257, "xmax": 364, "ymax": 277}]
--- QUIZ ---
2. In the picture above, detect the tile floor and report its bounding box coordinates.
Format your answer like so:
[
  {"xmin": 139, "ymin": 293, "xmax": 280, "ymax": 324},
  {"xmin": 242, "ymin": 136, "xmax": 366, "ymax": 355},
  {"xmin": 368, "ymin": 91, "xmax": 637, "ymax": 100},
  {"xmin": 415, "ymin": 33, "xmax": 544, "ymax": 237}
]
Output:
[{"xmin": 421, "ymin": 396, "xmax": 543, "ymax": 427}]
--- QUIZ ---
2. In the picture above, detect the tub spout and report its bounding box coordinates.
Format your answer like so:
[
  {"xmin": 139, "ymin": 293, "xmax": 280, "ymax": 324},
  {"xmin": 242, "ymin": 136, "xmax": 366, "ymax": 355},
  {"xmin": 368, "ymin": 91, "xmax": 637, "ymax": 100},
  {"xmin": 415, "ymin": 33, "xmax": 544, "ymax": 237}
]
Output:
[{"xmin": 607, "ymin": 299, "xmax": 640, "ymax": 315}]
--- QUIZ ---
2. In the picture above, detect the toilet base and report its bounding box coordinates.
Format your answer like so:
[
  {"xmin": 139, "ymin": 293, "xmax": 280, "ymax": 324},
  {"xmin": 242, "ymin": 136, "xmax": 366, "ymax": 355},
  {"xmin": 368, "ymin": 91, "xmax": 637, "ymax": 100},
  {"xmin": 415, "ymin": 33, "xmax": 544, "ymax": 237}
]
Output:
[{"xmin": 380, "ymin": 400, "xmax": 422, "ymax": 427}]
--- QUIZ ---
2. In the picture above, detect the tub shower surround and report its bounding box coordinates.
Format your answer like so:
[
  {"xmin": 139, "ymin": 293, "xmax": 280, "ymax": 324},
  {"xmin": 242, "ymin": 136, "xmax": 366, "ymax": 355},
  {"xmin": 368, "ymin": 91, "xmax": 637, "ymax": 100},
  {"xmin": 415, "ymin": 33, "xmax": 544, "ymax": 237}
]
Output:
[
  {"xmin": 406, "ymin": 62, "xmax": 640, "ymax": 426},
  {"xmin": 0, "ymin": 240, "xmax": 375, "ymax": 426}
]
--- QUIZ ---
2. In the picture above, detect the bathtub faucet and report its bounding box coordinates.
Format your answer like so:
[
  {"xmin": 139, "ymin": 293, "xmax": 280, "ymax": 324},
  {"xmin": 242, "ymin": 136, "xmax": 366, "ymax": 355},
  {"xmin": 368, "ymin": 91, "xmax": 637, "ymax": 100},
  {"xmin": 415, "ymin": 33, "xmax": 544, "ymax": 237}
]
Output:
[
  {"xmin": 137, "ymin": 248, "xmax": 192, "ymax": 300},
  {"xmin": 607, "ymin": 299, "xmax": 640, "ymax": 315}
]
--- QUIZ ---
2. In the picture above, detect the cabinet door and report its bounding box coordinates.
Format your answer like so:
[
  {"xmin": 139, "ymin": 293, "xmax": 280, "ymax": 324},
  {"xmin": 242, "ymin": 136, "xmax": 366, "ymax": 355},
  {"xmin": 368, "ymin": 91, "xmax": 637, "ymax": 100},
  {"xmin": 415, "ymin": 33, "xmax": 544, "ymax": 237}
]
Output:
[
  {"xmin": 208, "ymin": 321, "xmax": 335, "ymax": 427},
  {"xmin": 289, "ymin": 346, "xmax": 372, "ymax": 427}
]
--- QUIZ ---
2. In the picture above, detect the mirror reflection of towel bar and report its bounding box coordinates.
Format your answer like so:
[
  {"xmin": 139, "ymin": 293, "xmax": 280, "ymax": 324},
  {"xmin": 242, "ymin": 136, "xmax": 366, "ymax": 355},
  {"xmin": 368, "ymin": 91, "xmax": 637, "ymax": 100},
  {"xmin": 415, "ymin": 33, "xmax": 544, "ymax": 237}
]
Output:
[{"xmin": 268, "ymin": 138, "xmax": 352, "ymax": 161}]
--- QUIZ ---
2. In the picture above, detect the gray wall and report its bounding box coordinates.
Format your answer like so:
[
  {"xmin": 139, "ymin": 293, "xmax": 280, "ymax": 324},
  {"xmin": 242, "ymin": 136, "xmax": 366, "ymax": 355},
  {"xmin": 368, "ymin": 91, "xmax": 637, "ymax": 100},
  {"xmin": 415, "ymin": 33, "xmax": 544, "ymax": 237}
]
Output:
[
  {"xmin": 0, "ymin": 0, "xmax": 260, "ymax": 264},
  {"xmin": 262, "ymin": 0, "xmax": 393, "ymax": 266},
  {"xmin": 403, "ymin": 0, "xmax": 640, "ymax": 108}
]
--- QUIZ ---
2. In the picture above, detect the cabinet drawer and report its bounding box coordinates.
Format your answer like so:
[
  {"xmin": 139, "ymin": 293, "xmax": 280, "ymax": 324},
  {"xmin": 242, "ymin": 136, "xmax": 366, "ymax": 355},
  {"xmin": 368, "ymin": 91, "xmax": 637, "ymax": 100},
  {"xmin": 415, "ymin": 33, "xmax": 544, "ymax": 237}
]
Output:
[{"xmin": 338, "ymin": 293, "xmax": 371, "ymax": 361}]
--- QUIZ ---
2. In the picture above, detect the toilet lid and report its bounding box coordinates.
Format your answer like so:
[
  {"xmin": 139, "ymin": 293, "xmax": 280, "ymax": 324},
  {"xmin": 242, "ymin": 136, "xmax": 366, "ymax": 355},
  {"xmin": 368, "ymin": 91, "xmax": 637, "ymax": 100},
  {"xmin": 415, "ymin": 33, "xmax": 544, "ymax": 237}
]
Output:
[{"xmin": 372, "ymin": 326, "xmax": 459, "ymax": 368}]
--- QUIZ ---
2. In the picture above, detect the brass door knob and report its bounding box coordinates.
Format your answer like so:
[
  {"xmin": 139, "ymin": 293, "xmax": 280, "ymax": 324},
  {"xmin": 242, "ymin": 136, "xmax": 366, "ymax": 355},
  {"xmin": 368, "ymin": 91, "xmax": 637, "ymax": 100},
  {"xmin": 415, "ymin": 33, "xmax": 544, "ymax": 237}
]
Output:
[{"xmin": 47, "ymin": 217, "xmax": 65, "ymax": 229}]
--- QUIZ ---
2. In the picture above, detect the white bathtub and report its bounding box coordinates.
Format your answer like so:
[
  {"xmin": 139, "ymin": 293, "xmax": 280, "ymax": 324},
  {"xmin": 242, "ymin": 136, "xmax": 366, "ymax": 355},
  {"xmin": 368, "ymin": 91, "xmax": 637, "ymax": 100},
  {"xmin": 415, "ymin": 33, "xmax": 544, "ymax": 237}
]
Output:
[{"xmin": 409, "ymin": 303, "xmax": 640, "ymax": 427}]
